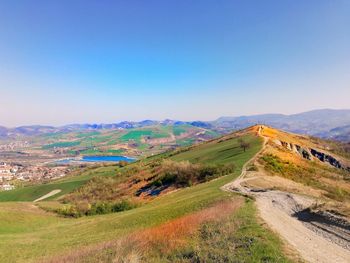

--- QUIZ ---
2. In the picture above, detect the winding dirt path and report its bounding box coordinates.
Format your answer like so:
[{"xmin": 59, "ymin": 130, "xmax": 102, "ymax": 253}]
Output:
[
  {"xmin": 222, "ymin": 129, "xmax": 350, "ymax": 263},
  {"xmin": 33, "ymin": 189, "xmax": 61, "ymax": 202}
]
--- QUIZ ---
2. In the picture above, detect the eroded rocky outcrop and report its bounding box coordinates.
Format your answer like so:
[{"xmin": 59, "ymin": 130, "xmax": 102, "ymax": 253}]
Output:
[
  {"xmin": 295, "ymin": 144, "xmax": 312, "ymax": 160},
  {"xmin": 276, "ymin": 140, "xmax": 350, "ymax": 171},
  {"xmin": 310, "ymin": 149, "xmax": 342, "ymax": 169},
  {"xmin": 281, "ymin": 141, "xmax": 293, "ymax": 151}
]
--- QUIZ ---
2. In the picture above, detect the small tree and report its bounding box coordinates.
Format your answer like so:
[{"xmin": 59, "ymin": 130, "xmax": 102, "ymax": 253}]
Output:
[{"xmin": 239, "ymin": 139, "xmax": 250, "ymax": 152}]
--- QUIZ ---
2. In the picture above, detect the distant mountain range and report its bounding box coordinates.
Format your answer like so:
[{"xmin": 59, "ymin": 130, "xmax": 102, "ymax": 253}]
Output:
[
  {"xmin": 212, "ymin": 109, "xmax": 350, "ymax": 141},
  {"xmin": 1, "ymin": 109, "xmax": 350, "ymax": 142}
]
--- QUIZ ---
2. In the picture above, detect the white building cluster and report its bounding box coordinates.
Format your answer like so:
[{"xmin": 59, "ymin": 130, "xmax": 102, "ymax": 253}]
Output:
[
  {"xmin": 0, "ymin": 161, "xmax": 71, "ymax": 191},
  {"xmin": 0, "ymin": 162, "xmax": 17, "ymax": 190}
]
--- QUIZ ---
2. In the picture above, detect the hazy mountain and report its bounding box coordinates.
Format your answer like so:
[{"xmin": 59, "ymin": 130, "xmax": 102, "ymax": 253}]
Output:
[
  {"xmin": 1, "ymin": 109, "xmax": 350, "ymax": 141},
  {"xmin": 322, "ymin": 124, "xmax": 350, "ymax": 142},
  {"xmin": 13, "ymin": 125, "xmax": 58, "ymax": 136},
  {"xmin": 213, "ymin": 109, "xmax": 350, "ymax": 140},
  {"xmin": 0, "ymin": 126, "xmax": 9, "ymax": 138}
]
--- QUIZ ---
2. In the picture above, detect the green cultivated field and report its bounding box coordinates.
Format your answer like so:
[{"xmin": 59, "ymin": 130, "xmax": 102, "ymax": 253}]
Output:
[
  {"xmin": 76, "ymin": 131, "xmax": 101, "ymax": 138},
  {"xmin": 0, "ymin": 132, "xmax": 289, "ymax": 262},
  {"xmin": 42, "ymin": 141, "xmax": 81, "ymax": 149},
  {"xmin": 172, "ymin": 125, "xmax": 188, "ymax": 136},
  {"xmin": 119, "ymin": 129, "xmax": 169, "ymax": 142},
  {"xmin": 120, "ymin": 130, "xmax": 152, "ymax": 141}
]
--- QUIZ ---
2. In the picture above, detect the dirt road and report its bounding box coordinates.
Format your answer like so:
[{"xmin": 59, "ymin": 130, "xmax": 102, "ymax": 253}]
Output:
[
  {"xmin": 222, "ymin": 130, "xmax": 350, "ymax": 263},
  {"xmin": 256, "ymin": 191, "xmax": 350, "ymax": 262},
  {"xmin": 33, "ymin": 189, "xmax": 61, "ymax": 202}
]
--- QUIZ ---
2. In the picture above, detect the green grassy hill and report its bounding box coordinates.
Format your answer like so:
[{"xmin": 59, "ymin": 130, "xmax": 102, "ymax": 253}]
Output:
[
  {"xmin": 0, "ymin": 129, "xmax": 291, "ymax": 262},
  {"xmin": 172, "ymin": 135, "xmax": 256, "ymax": 164}
]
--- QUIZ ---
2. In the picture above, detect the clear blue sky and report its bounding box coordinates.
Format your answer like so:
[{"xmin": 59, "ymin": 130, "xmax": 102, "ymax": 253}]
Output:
[{"xmin": 0, "ymin": 0, "xmax": 349, "ymax": 126}]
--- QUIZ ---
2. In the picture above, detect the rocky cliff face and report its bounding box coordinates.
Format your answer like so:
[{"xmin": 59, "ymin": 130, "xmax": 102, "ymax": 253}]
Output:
[{"xmin": 276, "ymin": 140, "xmax": 350, "ymax": 172}]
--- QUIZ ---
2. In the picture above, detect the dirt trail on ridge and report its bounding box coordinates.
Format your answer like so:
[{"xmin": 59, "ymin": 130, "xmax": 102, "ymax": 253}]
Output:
[
  {"xmin": 33, "ymin": 189, "xmax": 61, "ymax": 202},
  {"xmin": 222, "ymin": 127, "xmax": 350, "ymax": 263}
]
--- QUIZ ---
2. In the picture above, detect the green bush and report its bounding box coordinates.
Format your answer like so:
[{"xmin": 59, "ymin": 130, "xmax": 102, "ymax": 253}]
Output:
[
  {"xmin": 261, "ymin": 154, "xmax": 285, "ymax": 174},
  {"xmin": 57, "ymin": 200, "xmax": 136, "ymax": 217},
  {"xmin": 57, "ymin": 205, "xmax": 83, "ymax": 218},
  {"xmin": 112, "ymin": 200, "xmax": 135, "ymax": 212}
]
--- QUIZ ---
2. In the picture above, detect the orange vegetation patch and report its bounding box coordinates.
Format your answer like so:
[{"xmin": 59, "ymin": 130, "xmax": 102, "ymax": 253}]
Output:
[
  {"xmin": 134, "ymin": 197, "xmax": 243, "ymax": 253},
  {"xmin": 45, "ymin": 197, "xmax": 243, "ymax": 263},
  {"xmin": 259, "ymin": 126, "xmax": 279, "ymax": 139}
]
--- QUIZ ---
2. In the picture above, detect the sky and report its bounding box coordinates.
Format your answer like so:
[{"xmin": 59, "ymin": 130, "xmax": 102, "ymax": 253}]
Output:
[{"xmin": 0, "ymin": 0, "xmax": 349, "ymax": 127}]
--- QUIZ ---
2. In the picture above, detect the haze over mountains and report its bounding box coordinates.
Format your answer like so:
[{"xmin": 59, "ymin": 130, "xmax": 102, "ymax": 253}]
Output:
[
  {"xmin": 214, "ymin": 109, "xmax": 350, "ymax": 141},
  {"xmin": 1, "ymin": 109, "xmax": 350, "ymax": 142}
]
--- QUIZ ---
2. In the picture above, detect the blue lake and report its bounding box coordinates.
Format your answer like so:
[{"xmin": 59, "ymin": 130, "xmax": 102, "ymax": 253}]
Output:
[
  {"xmin": 57, "ymin": 155, "xmax": 135, "ymax": 164},
  {"xmin": 81, "ymin": 156, "xmax": 135, "ymax": 163}
]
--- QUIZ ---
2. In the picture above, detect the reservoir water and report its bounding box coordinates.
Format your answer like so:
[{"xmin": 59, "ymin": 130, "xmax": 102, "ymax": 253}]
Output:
[
  {"xmin": 81, "ymin": 156, "xmax": 135, "ymax": 162},
  {"xmin": 57, "ymin": 155, "xmax": 135, "ymax": 164}
]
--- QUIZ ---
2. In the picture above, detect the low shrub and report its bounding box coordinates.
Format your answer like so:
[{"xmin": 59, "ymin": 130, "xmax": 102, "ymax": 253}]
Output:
[
  {"xmin": 57, "ymin": 205, "xmax": 82, "ymax": 218},
  {"xmin": 261, "ymin": 154, "xmax": 285, "ymax": 174},
  {"xmin": 57, "ymin": 199, "xmax": 136, "ymax": 217}
]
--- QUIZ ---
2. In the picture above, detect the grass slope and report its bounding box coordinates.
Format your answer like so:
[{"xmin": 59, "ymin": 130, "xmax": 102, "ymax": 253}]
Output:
[
  {"xmin": 0, "ymin": 134, "xmax": 266, "ymax": 262},
  {"xmin": 172, "ymin": 134, "xmax": 258, "ymax": 165},
  {"xmin": 160, "ymin": 199, "xmax": 291, "ymax": 263}
]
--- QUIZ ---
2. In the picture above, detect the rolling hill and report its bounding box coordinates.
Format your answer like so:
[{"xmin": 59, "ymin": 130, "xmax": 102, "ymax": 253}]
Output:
[
  {"xmin": 0, "ymin": 127, "xmax": 290, "ymax": 263},
  {"xmin": 0, "ymin": 125, "xmax": 349, "ymax": 262}
]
